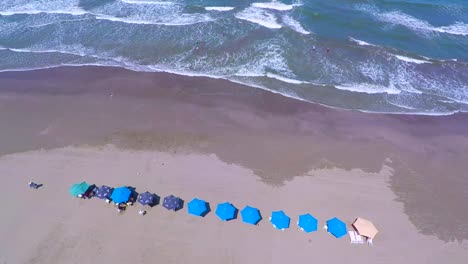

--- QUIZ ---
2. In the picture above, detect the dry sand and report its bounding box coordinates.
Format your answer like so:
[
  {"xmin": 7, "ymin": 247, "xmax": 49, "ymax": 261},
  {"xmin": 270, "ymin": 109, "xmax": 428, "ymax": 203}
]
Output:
[
  {"xmin": 0, "ymin": 146, "xmax": 466, "ymax": 264},
  {"xmin": 0, "ymin": 66, "xmax": 467, "ymax": 263}
]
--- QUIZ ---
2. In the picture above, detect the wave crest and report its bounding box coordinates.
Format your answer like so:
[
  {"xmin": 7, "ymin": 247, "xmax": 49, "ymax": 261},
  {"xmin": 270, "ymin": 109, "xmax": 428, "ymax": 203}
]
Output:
[
  {"xmin": 360, "ymin": 5, "xmax": 468, "ymax": 36},
  {"xmin": 335, "ymin": 83, "xmax": 401, "ymax": 95},
  {"xmin": 235, "ymin": 7, "xmax": 281, "ymax": 29},
  {"xmin": 252, "ymin": 1, "xmax": 297, "ymax": 11},
  {"xmin": 282, "ymin": 15, "xmax": 310, "ymax": 35},
  {"xmin": 204, "ymin": 7, "xmax": 235, "ymax": 12}
]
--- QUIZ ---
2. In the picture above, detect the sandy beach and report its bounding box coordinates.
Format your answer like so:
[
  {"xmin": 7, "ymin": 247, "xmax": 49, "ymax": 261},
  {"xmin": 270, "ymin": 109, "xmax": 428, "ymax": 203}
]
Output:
[{"xmin": 0, "ymin": 66, "xmax": 467, "ymax": 264}]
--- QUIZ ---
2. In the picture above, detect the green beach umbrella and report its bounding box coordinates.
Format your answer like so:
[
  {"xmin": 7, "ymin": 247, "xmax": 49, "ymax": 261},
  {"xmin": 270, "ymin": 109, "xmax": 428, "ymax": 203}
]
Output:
[{"xmin": 69, "ymin": 181, "xmax": 90, "ymax": 197}]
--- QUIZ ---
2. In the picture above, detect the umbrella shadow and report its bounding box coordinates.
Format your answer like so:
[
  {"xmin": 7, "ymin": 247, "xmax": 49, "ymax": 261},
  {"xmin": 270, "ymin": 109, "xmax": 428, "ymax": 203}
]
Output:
[
  {"xmin": 175, "ymin": 198, "xmax": 184, "ymax": 212},
  {"xmin": 232, "ymin": 208, "xmax": 239, "ymax": 220},
  {"xmin": 149, "ymin": 193, "xmax": 160, "ymax": 207},
  {"xmin": 127, "ymin": 186, "xmax": 139, "ymax": 203},
  {"xmin": 200, "ymin": 202, "xmax": 211, "ymax": 217},
  {"xmin": 85, "ymin": 184, "xmax": 97, "ymax": 198},
  {"xmin": 255, "ymin": 212, "xmax": 263, "ymax": 225}
]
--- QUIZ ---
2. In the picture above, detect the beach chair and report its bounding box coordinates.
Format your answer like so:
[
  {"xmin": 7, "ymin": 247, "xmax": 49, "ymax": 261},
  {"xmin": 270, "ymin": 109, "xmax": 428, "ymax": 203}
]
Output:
[
  {"xmin": 349, "ymin": 231, "xmax": 365, "ymax": 244},
  {"xmin": 367, "ymin": 238, "xmax": 373, "ymax": 246}
]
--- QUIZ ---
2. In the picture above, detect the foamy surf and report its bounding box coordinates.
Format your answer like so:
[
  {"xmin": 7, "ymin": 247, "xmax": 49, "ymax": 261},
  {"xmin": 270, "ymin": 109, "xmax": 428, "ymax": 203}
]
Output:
[
  {"xmin": 335, "ymin": 83, "xmax": 401, "ymax": 95},
  {"xmin": 95, "ymin": 13, "xmax": 213, "ymax": 26},
  {"xmin": 266, "ymin": 73, "xmax": 307, "ymax": 84},
  {"xmin": 204, "ymin": 7, "xmax": 235, "ymax": 12},
  {"xmin": 434, "ymin": 22, "xmax": 468, "ymax": 36},
  {"xmin": 0, "ymin": 8, "xmax": 88, "ymax": 16},
  {"xmin": 1, "ymin": 0, "xmax": 467, "ymax": 115},
  {"xmin": 235, "ymin": 7, "xmax": 281, "ymax": 29},
  {"xmin": 349, "ymin": 37, "xmax": 375, "ymax": 46},
  {"xmin": 395, "ymin": 55, "xmax": 431, "ymax": 64},
  {"xmin": 282, "ymin": 15, "xmax": 310, "ymax": 35},
  {"xmin": 251, "ymin": 1, "xmax": 300, "ymax": 11},
  {"xmin": 363, "ymin": 6, "xmax": 468, "ymax": 37},
  {"xmin": 120, "ymin": 0, "xmax": 175, "ymax": 4}
]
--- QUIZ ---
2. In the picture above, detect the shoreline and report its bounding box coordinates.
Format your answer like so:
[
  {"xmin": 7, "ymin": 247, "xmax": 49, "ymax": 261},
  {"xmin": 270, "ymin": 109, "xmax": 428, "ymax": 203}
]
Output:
[
  {"xmin": 0, "ymin": 64, "xmax": 465, "ymax": 116},
  {"xmin": 0, "ymin": 65, "xmax": 467, "ymax": 263}
]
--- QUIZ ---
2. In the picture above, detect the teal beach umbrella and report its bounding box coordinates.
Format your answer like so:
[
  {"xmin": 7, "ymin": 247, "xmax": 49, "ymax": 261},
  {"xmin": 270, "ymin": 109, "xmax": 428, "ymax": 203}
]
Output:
[{"xmin": 69, "ymin": 181, "xmax": 90, "ymax": 197}]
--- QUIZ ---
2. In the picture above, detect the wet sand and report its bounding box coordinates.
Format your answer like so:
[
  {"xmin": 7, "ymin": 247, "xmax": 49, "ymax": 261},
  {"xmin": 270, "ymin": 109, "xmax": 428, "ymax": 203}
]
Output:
[{"xmin": 0, "ymin": 66, "xmax": 467, "ymax": 263}]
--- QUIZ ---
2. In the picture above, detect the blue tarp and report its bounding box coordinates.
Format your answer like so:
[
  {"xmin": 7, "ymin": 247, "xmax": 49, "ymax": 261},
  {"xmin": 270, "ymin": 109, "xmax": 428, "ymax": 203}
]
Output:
[
  {"xmin": 215, "ymin": 202, "xmax": 237, "ymax": 221},
  {"xmin": 241, "ymin": 206, "xmax": 262, "ymax": 225},
  {"xmin": 95, "ymin": 185, "xmax": 113, "ymax": 200},
  {"xmin": 298, "ymin": 213, "xmax": 318, "ymax": 233},
  {"xmin": 110, "ymin": 186, "xmax": 132, "ymax": 204},
  {"xmin": 270, "ymin": 211, "xmax": 290, "ymax": 230},
  {"xmin": 138, "ymin": 191, "xmax": 156, "ymax": 206},
  {"xmin": 187, "ymin": 198, "xmax": 208, "ymax": 217},
  {"xmin": 326, "ymin": 217, "xmax": 347, "ymax": 238},
  {"xmin": 163, "ymin": 195, "xmax": 182, "ymax": 211}
]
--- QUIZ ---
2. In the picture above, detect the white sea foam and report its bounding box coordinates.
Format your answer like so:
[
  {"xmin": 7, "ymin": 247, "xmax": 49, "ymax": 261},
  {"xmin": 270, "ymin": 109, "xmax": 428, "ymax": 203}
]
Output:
[
  {"xmin": 0, "ymin": 0, "xmax": 87, "ymax": 16},
  {"xmin": 4, "ymin": 46, "xmax": 107, "ymax": 62},
  {"xmin": 282, "ymin": 15, "xmax": 310, "ymax": 35},
  {"xmin": 433, "ymin": 22, "xmax": 468, "ymax": 36},
  {"xmin": 95, "ymin": 15, "xmax": 159, "ymax": 25},
  {"xmin": 9, "ymin": 48, "xmax": 66, "ymax": 54},
  {"xmin": 349, "ymin": 37, "xmax": 375, "ymax": 46},
  {"xmin": 335, "ymin": 82, "xmax": 401, "ymax": 95},
  {"xmin": 370, "ymin": 8, "xmax": 468, "ymax": 36},
  {"xmin": 251, "ymin": 1, "xmax": 300, "ymax": 11},
  {"xmin": 120, "ymin": 0, "xmax": 174, "ymax": 5},
  {"xmin": 95, "ymin": 13, "xmax": 213, "ymax": 26},
  {"xmin": 90, "ymin": 0, "xmax": 214, "ymax": 26},
  {"xmin": 0, "ymin": 8, "xmax": 87, "ymax": 16},
  {"xmin": 266, "ymin": 73, "xmax": 307, "ymax": 84},
  {"xmin": 387, "ymin": 101, "xmax": 418, "ymax": 110},
  {"xmin": 235, "ymin": 7, "xmax": 281, "ymax": 29},
  {"xmin": 395, "ymin": 55, "xmax": 431, "ymax": 64},
  {"xmin": 204, "ymin": 7, "xmax": 235, "ymax": 12}
]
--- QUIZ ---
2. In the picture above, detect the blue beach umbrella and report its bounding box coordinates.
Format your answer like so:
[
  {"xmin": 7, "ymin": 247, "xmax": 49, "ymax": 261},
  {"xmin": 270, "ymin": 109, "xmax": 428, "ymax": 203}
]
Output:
[
  {"xmin": 297, "ymin": 214, "xmax": 318, "ymax": 233},
  {"xmin": 110, "ymin": 186, "xmax": 132, "ymax": 204},
  {"xmin": 326, "ymin": 217, "xmax": 347, "ymax": 238},
  {"xmin": 138, "ymin": 191, "xmax": 157, "ymax": 206},
  {"xmin": 163, "ymin": 195, "xmax": 182, "ymax": 211},
  {"xmin": 270, "ymin": 211, "xmax": 290, "ymax": 230},
  {"xmin": 95, "ymin": 185, "xmax": 113, "ymax": 200},
  {"xmin": 215, "ymin": 202, "xmax": 237, "ymax": 221},
  {"xmin": 187, "ymin": 198, "xmax": 208, "ymax": 217},
  {"xmin": 240, "ymin": 206, "xmax": 262, "ymax": 225}
]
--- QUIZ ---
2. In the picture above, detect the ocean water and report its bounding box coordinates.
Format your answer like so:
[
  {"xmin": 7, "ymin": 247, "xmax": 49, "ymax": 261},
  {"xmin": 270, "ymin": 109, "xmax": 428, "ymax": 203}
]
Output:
[{"xmin": 0, "ymin": 0, "xmax": 467, "ymax": 114}]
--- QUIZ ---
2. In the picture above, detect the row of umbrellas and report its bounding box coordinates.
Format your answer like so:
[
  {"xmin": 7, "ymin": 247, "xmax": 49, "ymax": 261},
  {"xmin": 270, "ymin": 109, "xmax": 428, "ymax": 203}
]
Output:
[
  {"xmin": 70, "ymin": 182, "xmax": 182, "ymax": 209},
  {"xmin": 69, "ymin": 182, "xmax": 378, "ymax": 239}
]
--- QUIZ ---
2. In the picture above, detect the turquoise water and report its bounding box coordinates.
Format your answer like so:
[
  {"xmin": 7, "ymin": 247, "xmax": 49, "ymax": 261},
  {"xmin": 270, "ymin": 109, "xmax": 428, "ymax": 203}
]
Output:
[{"xmin": 1, "ymin": 0, "xmax": 467, "ymax": 114}]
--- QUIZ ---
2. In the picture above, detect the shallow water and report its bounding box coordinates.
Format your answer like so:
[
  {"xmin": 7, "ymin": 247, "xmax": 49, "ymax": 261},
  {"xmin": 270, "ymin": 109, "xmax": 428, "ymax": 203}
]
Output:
[{"xmin": 1, "ymin": 0, "xmax": 467, "ymax": 114}]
